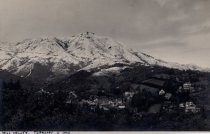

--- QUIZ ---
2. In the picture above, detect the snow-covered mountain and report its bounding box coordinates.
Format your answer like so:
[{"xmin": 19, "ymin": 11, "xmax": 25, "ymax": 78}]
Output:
[{"xmin": 0, "ymin": 32, "xmax": 208, "ymax": 81}]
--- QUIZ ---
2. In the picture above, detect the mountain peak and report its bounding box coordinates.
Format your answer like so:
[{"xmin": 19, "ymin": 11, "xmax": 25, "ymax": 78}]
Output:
[{"xmin": 76, "ymin": 32, "xmax": 95, "ymax": 38}]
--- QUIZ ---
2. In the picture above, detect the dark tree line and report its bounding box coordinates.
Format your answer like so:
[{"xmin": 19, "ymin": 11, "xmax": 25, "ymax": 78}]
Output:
[{"xmin": 0, "ymin": 66, "xmax": 209, "ymax": 131}]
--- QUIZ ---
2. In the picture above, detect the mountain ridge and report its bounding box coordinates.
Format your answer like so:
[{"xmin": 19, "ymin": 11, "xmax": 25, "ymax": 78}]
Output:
[{"xmin": 0, "ymin": 32, "xmax": 209, "ymax": 82}]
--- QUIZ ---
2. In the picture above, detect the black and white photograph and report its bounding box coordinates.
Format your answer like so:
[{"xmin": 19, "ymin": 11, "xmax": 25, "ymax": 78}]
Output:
[{"xmin": 0, "ymin": 0, "xmax": 210, "ymax": 131}]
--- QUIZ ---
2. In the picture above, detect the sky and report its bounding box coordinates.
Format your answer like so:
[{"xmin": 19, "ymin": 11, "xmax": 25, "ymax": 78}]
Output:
[{"xmin": 0, "ymin": 0, "xmax": 210, "ymax": 68}]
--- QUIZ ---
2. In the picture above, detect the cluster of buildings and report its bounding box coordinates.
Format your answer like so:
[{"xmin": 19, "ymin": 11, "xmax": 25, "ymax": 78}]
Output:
[
  {"xmin": 132, "ymin": 74, "xmax": 201, "ymax": 114},
  {"xmin": 64, "ymin": 73, "xmax": 202, "ymax": 114},
  {"xmin": 178, "ymin": 82, "xmax": 195, "ymax": 93},
  {"xmin": 79, "ymin": 97, "xmax": 126, "ymax": 111},
  {"xmin": 179, "ymin": 101, "xmax": 200, "ymax": 113}
]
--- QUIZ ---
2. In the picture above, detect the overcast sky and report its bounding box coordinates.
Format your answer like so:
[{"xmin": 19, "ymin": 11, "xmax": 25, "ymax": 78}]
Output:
[{"xmin": 0, "ymin": 0, "xmax": 210, "ymax": 67}]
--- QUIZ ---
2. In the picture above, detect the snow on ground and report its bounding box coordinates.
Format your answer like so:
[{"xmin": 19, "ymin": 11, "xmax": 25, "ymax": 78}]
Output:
[
  {"xmin": 0, "ymin": 32, "xmax": 209, "ymax": 79},
  {"xmin": 92, "ymin": 66, "xmax": 127, "ymax": 76}
]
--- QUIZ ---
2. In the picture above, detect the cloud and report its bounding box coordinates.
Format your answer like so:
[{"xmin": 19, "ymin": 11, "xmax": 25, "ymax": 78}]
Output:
[{"xmin": 0, "ymin": 0, "xmax": 210, "ymax": 67}]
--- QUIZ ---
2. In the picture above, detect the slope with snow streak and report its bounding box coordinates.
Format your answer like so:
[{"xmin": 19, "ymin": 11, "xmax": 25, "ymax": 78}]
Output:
[{"xmin": 0, "ymin": 32, "xmax": 208, "ymax": 81}]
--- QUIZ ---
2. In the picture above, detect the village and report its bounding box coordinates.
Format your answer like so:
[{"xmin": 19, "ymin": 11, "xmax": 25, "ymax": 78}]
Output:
[{"xmin": 65, "ymin": 73, "xmax": 206, "ymax": 115}]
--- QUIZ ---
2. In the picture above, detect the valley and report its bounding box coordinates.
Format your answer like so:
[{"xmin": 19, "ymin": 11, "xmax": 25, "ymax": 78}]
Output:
[{"xmin": 0, "ymin": 33, "xmax": 210, "ymax": 130}]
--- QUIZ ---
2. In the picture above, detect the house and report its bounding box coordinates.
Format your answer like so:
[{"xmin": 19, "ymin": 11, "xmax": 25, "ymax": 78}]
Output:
[
  {"xmin": 179, "ymin": 103, "xmax": 185, "ymax": 108},
  {"xmin": 159, "ymin": 89, "xmax": 165, "ymax": 96},
  {"xmin": 164, "ymin": 93, "xmax": 172, "ymax": 100},
  {"xmin": 185, "ymin": 101, "xmax": 200, "ymax": 113},
  {"xmin": 118, "ymin": 105, "xmax": 126, "ymax": 109},
  {"xmin": 183, "ymin": 82, "xmax": 191, "ymax": 89},
  {"xmin": 81, "ymin": 99, "xmax": 96, "ymax": 106},
  {"xmin": 185, "ymin": 104, "xmax": 200, "ymax": 113},
  {"xmin": 183, "ymin": 82, "xmax": 192, "ymax": 90},
  {"xmin": 182, "ymin": 82, "xmax": 195, "ymax": 93},
  {"xmin": 179, "ymin": 101, "xmax": 200, "ymax": 113},
  {"xmin": 37, "ymin": 88, "xmax": 53, "ymax": 95}
]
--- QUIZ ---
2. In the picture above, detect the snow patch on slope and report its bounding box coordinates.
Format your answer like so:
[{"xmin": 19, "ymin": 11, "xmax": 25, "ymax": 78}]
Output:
[{"xmin": 92, "ymin": 66, "xmax": 127, "ymax": 76}]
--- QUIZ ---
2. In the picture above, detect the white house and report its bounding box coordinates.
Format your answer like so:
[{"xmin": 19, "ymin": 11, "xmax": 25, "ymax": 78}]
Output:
[
  {"xmin": 179, "ymin": 101, "xmax": 200, "ymax": 113},
  {"xmin": 159, "ymin": 89, "xmax": 165, "ymax": 96}
]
